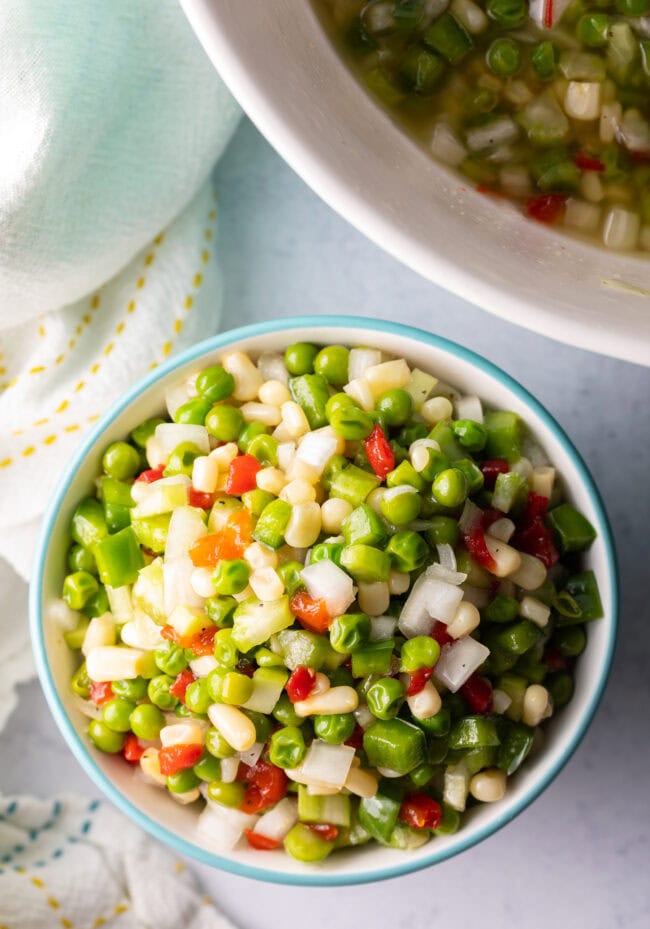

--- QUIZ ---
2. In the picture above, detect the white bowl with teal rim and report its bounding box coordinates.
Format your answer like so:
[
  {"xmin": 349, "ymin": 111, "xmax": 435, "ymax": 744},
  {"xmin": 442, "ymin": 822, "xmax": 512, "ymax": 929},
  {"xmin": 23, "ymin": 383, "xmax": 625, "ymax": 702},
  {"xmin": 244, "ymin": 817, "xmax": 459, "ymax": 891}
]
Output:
[
  {"xmin": 30, "ymin": 317, "xmax": 618, "ymax": 885},
  {"xmin": 180, "ymin": 0, "xmax": 650, "ymax": 367}
]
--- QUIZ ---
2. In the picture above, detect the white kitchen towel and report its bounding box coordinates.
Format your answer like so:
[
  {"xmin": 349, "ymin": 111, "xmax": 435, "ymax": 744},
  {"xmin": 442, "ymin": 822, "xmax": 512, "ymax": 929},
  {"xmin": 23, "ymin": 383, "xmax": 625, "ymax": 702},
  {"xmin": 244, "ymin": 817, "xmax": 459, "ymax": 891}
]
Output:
[
  {"xmin": 0, "ymin": 0, "xmax": 241, "ymax": 579},
  {"xmin": 0, "ymin": 794, "xmax": 237, "ymax": 929}
]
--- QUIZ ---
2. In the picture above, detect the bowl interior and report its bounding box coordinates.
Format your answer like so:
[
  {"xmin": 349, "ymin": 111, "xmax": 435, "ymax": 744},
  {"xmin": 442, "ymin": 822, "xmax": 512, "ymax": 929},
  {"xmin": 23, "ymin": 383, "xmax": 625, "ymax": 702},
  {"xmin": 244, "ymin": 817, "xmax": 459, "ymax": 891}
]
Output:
[
  {"xmin": 33, "ymin": 319, "xmax": 617, "ymax": 885},
  {"xmin": 181, "ymin": 0, "xmax": 650, "ymax": 366}
]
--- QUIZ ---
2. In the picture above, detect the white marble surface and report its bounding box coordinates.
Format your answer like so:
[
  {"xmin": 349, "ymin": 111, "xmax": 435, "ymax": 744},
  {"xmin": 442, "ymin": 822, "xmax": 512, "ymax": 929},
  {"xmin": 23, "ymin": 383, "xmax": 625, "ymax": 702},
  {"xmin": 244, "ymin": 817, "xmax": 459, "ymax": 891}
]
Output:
[{"xmin": 2, "ymin": 120, "xmax": 650, "ymax": 928}]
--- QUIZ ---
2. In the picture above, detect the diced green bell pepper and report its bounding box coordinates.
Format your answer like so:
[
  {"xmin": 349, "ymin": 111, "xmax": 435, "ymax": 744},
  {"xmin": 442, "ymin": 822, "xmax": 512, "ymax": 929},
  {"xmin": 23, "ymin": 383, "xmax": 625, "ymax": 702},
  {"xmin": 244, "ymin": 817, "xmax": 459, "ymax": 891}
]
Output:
[{"xmin": 93, "ymin": 527, "xmax": 144, "ymax": 588}]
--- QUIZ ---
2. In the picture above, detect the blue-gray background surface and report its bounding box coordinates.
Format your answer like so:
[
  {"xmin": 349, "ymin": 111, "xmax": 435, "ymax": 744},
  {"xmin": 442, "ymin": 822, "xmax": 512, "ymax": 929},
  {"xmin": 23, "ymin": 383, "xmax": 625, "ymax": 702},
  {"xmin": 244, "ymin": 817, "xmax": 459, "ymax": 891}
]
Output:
[{"xmin": 2, "ymin": 120, "xmax": 649, "ymax": 928}]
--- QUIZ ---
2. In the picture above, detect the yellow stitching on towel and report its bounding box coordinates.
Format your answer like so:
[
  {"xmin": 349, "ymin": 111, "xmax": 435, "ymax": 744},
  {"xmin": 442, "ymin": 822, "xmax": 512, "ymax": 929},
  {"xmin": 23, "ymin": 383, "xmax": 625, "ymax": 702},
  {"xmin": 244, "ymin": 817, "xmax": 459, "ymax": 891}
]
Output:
[
  {"xmin": 92, "ymin": 919, "xmax": 107, "ymax": 928},
  {"xmin": 114, "ymin": 904, "xmax": 128, "ymax": 915},
  {"xmin": 22, "ymin": 446, "xmax": 35, "ymax": 457},
  {"xmin": 44, "ymin": 435, "xmax": 57, "ymax": 446},
  {"xmin": 30, "ymin": 877, "xmax": 44, "ymax": 888},
  {"xmin": 47, "ymin": 897, "xmax": 60, "ymax": 909},
  {"xmin": 0, "ymin": 459, "xmax": 12, "ymax": 468},
  {"xmin": 61, "ymin": 919, "xmax": 73, "ymax": 928}
]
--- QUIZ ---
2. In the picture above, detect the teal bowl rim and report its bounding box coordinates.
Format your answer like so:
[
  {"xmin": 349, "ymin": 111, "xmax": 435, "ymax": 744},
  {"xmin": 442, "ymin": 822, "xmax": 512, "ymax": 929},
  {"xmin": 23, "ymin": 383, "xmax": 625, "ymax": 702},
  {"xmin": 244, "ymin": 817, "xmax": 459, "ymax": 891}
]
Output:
[{"xmin": 30, "ymin": 315, "xmax": 619, "ymax": 887}]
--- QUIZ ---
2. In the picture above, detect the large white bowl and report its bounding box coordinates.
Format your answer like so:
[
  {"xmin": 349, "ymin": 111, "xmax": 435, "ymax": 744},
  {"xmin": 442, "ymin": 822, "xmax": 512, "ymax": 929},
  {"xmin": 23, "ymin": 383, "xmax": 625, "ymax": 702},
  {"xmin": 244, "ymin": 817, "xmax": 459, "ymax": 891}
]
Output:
[
  {"xmin": 181, "ymin": 0, "xmax": 650, "ymax": 366},
  {"xmin": 31, "ymin": 318, "xmax": 617, "ymax": 885}
]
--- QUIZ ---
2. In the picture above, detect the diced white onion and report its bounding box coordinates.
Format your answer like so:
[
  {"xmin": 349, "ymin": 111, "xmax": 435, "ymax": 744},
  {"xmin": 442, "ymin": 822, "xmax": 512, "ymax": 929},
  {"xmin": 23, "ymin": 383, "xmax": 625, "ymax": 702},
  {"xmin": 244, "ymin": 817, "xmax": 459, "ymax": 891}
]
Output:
[
  {"xmin": 431, "ymin": 122, "xmax": 467, "ymax": 166},
  {"xmin": 164, "ymin": 505, "xmax": 207, "ymax": 563},
  {"xmin": 239, "ymin": 742, "xmax": 265, "ymax": 768},
  {"xmin": 450, "ymin": 0, "xmax": 488, "ymax": 33},
  {"xmin": 120, "ymin": 611, "xmax": 164, "ymax": 651},
  {"xmin": 398, "ymin": 571, "xmax": 464, "ymax": 638},
  {"xmin": 434, "ymin": 636, "xmax": 491, "ymax": 692},
  {"xmin": 454, "ymin": 394, "xmax": 483, "ymax": 423},
  {"xmin": 488, "ymin": 518, "xmax": 515, "ymax": 543},
  {"xmin": 296, "ymin": 432, "xmax": 339, "ymax": 475},
  {"xmin": 300, "ymin": 741, "xmax": 356, "ymax": 789},
  {"xmin": 82, "ymin": 614, "xmax": 116, "ymax": 656},
  {"xmin": 369, "ymin": 615, "xmax": 398, "ymax": 642},
  {"xmin": 436, "ymin": 543, "xmax": 457, "ymax": 573},
  {"xmin": 343, "ymin": 377, "xmax": 374, "ymax": 411},
  {"xmin": 459, "ymin": 584, "xmax": 492, "ymax": 609},
  {"xmin": 300, "ymin": 560, "xmax": 356, "ymax": 617},
  {"xmin": 354, "ymin": 704, "xmax": 375, "ymax": 730},
  {"xmin": 529, "ymin": 0, "xmax": 572, "ymax": 28},
  {"xmin": 257, "ymin": 352, "xmax": 289, "ymax": 385},
  {"xmin": 105, "ymin": 585, "xmax": 133, "ymax": 624},
  {"xmin": 197, "ymin": 804, "xmax": 258, "ymax": 852},
  {"xmin": 348, "ymin": 348, "xmax": 382, "ymax": 382},
  {"xmin": 252, "ymin": 798, "xmax": 299, "ymax": 842},
  {"xmin": 492, "ymin": 688, "xmax": 513, "ymax": 715},
  {"xmin": 165, "ymin": 381, "xmax": 190, "ymax": 420},
  {"xmin": 466, "ymin": 117, "xmax": 519, "ymax": 152},
  {"xmin": 163, "ymin": 555, "xmax": 205, "ymax": 615},
  {"xmin": 189, "ymin": 655, "xmax": 219, "ymax": 678},
  {"xmin": 71, "ymin": 694, "xmax": 103, "ymax": 720},
  {"xmin": 154, "ymin": 423, "xmax": 210, "ymax": 458},
  {"xmin": 444, "ymin": 762, "xmax": 471, "ymax": 812},
  {"xmin": 602, "ymin": 207, "xmax": 640, "ymax": 251},
  {"xmin": 219, "ymin": 755, "xmax": 241, "ymax": 784},
  {"xmin": 47, "ymin": 599, "xmax": 81, "ymax": 631}
]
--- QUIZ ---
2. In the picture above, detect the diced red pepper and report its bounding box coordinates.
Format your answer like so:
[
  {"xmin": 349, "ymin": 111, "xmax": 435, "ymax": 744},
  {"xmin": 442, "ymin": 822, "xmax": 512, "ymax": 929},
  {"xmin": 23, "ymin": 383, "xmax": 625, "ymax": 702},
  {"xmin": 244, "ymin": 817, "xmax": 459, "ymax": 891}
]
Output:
[
  {"xmin": 225, "ymin": 454, "xmax": 262, "ymax": 495},
  {"xmin": 480, "ymin": 458, "xmax": 509, "ymax": 489},
  {"xmin": 476, "ymin": 184, "xmax": 506, "ymax": 197},
  {"xmin": 630, "ymin": 150, "xmax": 650, "ymax": 164},
  {"xmin": 513, "ymin": 492, "xmax": 559, "ymax": 569},
  {"xmin": 344, "ymin": 724, "xmax": 365, "ymax": 750},
  {"xmin": 574, "ymin": 152, "xmax": 605, "ymax": 172},
  {"xmin": 122, "ymin": 733, "xmax": 144, "ymax": 764},
  {"xmin": 135, "ymin": 466, "xmax": 164, "ymax": 484},
  {"xmin": 189, "ymin": 509, "xmax": 252, "ymax": 567},
  {"xmin": 89, "ymin": 681, "xmax": 114, "ymax": 706},
  {"xmin": 290, "ymin": 591, "xmax": 331, "ymax": 635},
  {"xmin": 461, "ymin": 513, "xmax": 496, "ymax": 572},
  {"xmin": 187, "ymin": 625, "xmax": 218, "ymax": 657},
  {"xmin": 407, "ymin": 667, "xmax": 434, "ymax": 697},
  {"xmin": 158, "ymin": 743, "xmax": 203, "ymax": 776},
  {"xmin": 244, "ymin": 830, "xmax": 280, "ymax": 850},
  {"xmin": 286, "ymin": 665, "xmax": 317, "ymax": 703},
  {"xmin": 460, "ymin": 673, "xmax": 493, "ymax": 715},
  {"xmin": 544, "ymin": 647, "xmax": 568, "ymax": 672},
  {"xmin": 431, "ymin": 621, "xmax": 452, "ymax": 648},
  {"xmin": 525, "ymin": 193, "xmax": 567, "ymax": 225},
  {"xmin": 239, "ymin": 760, "xmax": 288, "ymax": 814},
  {"xmin": 169, "ymin": 668, "xmax": 197, "ymax": 704},
  {"xmin": 188, "ymin": 487, "xmax": 216, "ymax": 509},
  {"xmin": 364, "ymin": 424, "xmax": 395, "ymax": 480},
  {"xmin": 162, "ymin": 622, "xmax": 216, "ymax": 651},
  {"xmin": 308, "ymin": 823, "xmax": 339, "ymax": 841},
  {"xmin": 236, "ymin": 657, "xmax": 256, "ymax": 678},
  {"xmin": 399, "ymin": 794, "xmax": 442, "ymax": 831}
]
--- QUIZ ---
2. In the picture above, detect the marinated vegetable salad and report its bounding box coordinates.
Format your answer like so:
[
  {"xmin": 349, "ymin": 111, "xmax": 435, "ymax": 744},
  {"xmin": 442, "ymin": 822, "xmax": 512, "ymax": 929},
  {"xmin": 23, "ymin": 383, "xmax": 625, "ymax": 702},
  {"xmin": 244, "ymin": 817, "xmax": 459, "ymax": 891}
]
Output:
[
  {"xmin": 58, "ymin": 341, "xmax": 603, "ymax": 862},
  {"xmin": 316, "ymin": 0, "xmax": 650, "ymax": 253}
]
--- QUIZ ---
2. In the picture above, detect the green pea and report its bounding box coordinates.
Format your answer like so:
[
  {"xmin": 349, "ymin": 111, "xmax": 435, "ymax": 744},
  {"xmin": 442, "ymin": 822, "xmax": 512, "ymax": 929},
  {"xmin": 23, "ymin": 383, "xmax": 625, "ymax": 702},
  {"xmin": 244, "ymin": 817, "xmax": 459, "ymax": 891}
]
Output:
[
  {"xmin": 220, "ymin": 671, "xmax": 254, "ymax": 706},
  {"xmin": 426, "ymin": 515, "xmax": 459, "ymax": 547},
  {"xmin": 175, "ymin": 703, "xmax": 194, "ymax": 718},
  {"xmin": 386, "ymin": 460, "xmax": 424, "ymax": 491},
  {"xmin": 85, "ymin": 586, "xmax": 111, "ymax": 619},
  {"xmin": 238, "ymin": 421, "xmax": 268, "ymax": 452},
  {"xmin": 167, "ymin": 768, "xmax": 201, "ymax": 794},
  {"xmin": 367, "ymin": 677, "xmax": 405, "ymax": 720},
  {"xmin": 205, "ymin": 595, "xmax": 237, "ymax": 628},
  {"xmin": 553, "ymin": 626, "xmax": 586, "ymax": 658},
  {"xmin": 615, "ymin": 0, "xmax": 650, "ymax": 12},
  {"xmin": 111, "ymin": 677, "xmax": 148, "ymax": 700},
  {"xmin": 384, "ymin": 529, "xmax": 428, "ymax": 573},
  {"xmin": 67, "ymin": 544, "xmax": 98, "ymax": 576},
  {"xmin": 398, "ymin": 422, "xmax": 429, "ymax": 446},
  {"xmin": 273, "ymin": 692, "xmax": 304, "ymax": 727},
  {"xmin": 205, "ymin": 404, "xmax": 244, "ymax": 442},
  {"xmin": 531, "ymin": 40, "xmax": 558, "ymax": 81},
  {"xmin": 255, "ymin": 646, "xmax": 285, "ymax": 668},
  {"xmin": 212, "ymin": 559, "xmax": 250, "ymax": 595},
  {"xmin": 71, "ymin": 663, "xmax": 91, "ymax": 698},
  {"xmin": 269, "ymin": 726, "xmax": 307, "ymax": 769},
  {"xmin": 453, "ymin": 459, "xmax": 484, "ymax": 494},
  {"xmin": 242, "ymin": 488, "xmax": 276, "ymax": 517},
  {"xmin": 193, "ymin": 753, "xmax": 222, "ymax": 782},
  {"xmin": 486, "ymin": 0, "xmax": 527, "ymax": 27},
  {"xmin": 311, "ymin": 541, "xmax": 345, "ymax": 567},
  {"xmin": 330, "ymin": 613, "xmax": 371, "ymax": 654},
  {"xmin": 207, "ymin": 669, "xmax": 227, "ymax": 702},
  {"xmin": 102, "ymin": 441, "xmax": 141, "ymax": 480},
  {"xmin": 314, "ymin": 345, "xmax": 350, "ymax": 387},
  {"xmin": 242, "ymin": 709, "xmax": 273, "ymax": 744},
  {"xmin": 184, "ymin": 679, "xmax": 211, "ymax": 715},
  {"xmin": 276, "ymin": 560, "xmax": 305, "ymax": 597},
  {"xmin": 547, "ymin": 671, "xmax": 574, "ymax": 708},
  {"xmin": 163, "ymin": 441, "xmax": 203, "ymax": 478},
  {"xmin": 205, "ymin": 727, "xmax": 237, "ymax": 759},
  {"xmin": 174, "ymin": 397, "xmax": 212, "ymax": 425},
  {"xmin": 326, "ymin": 392, "xmax": 359, "ymax": 422},
  {"xmin": 401, "ymin": 636, "xmax": 440, "ymax": 672},
  {"xmin": 154, "ymin": 641, "xmax": 188, "ymax": 676},
  {"xmin": 196, "ymin": 365, "xmax": 235, "ymax": 404},
  {"xmin": 313, "ymin": 713, "xmax": 356, "ymax": 744},
  {"xmin": 486, "ymin": 37, "xmax": 521, "ymax": 76},
  {"xmin": 129, "ymin": 703, "xmax": 165, "ymax": 740},
  {"xmin": 410, "ymin": 763, "xmax": 436, "ymax": 788},
  {"xmin": 400, "ymin": 46, "xmax": 446, "ymax": 94},
  {"xmin": 330, "ymin": 405, "xmax": 374, "ymax": 440},
  {"xmin": 101, "ymin": 697, "xmax": 136, "ymax": 732},
  {"xmin": 576, "ymin": 12, "xmax": 610, "ymax": 47},
  {"xmin": 147, "ymin": 675, "xmax": 179, "ymax": 710},
  {"xmin": 483, "ymin": 595, "xmax": 520, "ymax": 623},
  {"xmin": 380, "ymin": 488, "xmax": 422, "ymax": 526},
  {"xmin": 375, "ymin": 388, "xmax": 413, "ymax": 427},
  {"xmin": 247, "ymin": 434, "xmax": 279, "ymax": 467},
  {"xmin": 284, "ymin": 342, "xmax": 319, "ymax": 376},
  {"xmin": 284, "ymin": 823, "xmax": 335, "ymax": 862},
  {"xmin": 131, "ymin": 417, "xmax": 165, "ymax": 449},
  {"xmin": 88, "ymin": 719, "xmax": 126, "ymax": 753},
  {"xmin": 340, "ymin": 544, "xmax": 392, "ymax": 583},
  {"xmin": 432, "ymin": 468, "xmax": 468, "ymax": 508},
  {"xmin": 213, "ymin": 628, "xmax": 239, "ymax": 668},
  {"xmin": 207, "ymin": 780, "xmax": 245, "ymax": 807},
  {"xmin": 62, "ymin": 571, "xmax": 99, "ymax": 611}
]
